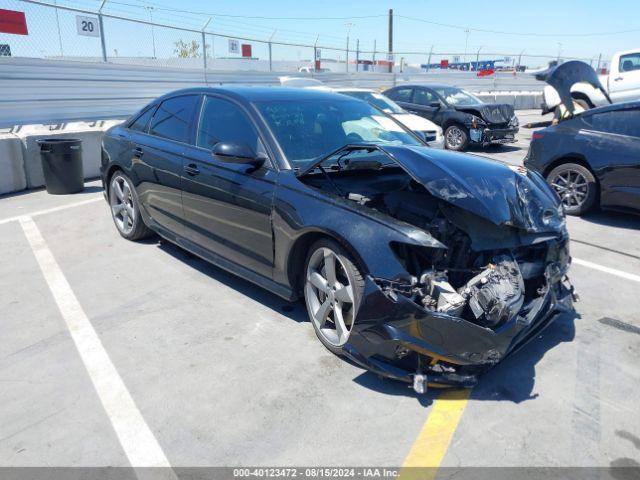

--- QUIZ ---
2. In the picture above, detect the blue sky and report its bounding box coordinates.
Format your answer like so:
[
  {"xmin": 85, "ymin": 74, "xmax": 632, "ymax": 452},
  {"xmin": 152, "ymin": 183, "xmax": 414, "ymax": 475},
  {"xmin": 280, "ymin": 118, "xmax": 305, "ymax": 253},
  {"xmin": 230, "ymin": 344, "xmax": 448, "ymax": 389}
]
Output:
[{"xmin": 2, "ymin": 0, "xmax": 639, "ymax": 66}]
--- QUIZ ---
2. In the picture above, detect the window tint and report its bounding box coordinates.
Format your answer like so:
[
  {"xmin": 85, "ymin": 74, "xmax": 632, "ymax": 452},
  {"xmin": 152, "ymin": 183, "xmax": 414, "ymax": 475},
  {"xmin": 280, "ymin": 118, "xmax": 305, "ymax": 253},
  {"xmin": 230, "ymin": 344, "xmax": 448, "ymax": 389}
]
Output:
[
  {"xmin": 586, "ymin": 109, "xmax": 640, "ymax": 137},
  {"xmin": 619, "ymin": 53, "xmax": 640, "ymax": 73},
  {"xmin": 149, "ymin": 95, "xmax": 199, "ymax": 143},
  {"xmin": 387, "ymin": 88, "xmax": 413, "ymax": 102},
  {"xmin": 196, "ymin": 96, "xmax": 261, "ymax": 152},
  {"xmin": 128, "ymin": 106, "xmax": 156, "ymax": 133},
  {"xmin": 413, "ymin": 89, "xmax": 438, "ymax": 106}
]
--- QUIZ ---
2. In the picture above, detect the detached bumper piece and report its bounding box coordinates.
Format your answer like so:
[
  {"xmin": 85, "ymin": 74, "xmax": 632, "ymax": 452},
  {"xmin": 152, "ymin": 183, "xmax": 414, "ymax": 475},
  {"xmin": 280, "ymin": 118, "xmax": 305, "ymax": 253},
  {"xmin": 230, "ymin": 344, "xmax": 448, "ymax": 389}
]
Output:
[{"xmin": 343, "ymin": 275, "xmax": 574, "ymax": 391}]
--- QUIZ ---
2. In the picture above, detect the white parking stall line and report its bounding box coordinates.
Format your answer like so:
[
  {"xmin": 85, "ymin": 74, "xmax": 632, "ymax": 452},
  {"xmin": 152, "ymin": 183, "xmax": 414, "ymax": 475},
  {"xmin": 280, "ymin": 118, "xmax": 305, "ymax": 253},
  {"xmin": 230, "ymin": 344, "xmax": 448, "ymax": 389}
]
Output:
[
  {"xmin": 0, "ymin": 196, "xmax": 103, "ymax": 226},
  {"xmin": 573, "ymin": 257, "xmax": 640, "ymax": 283},
  {"xmin": 19, "ymin": 215, "xmax": 175, "ymax": 472}
]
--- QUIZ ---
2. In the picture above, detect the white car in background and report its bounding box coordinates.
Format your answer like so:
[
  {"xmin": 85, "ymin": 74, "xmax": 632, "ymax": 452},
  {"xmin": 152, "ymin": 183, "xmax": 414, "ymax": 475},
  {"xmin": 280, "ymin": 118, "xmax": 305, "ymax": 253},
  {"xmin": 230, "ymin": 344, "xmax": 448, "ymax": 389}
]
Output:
[{"xmin": 333, "ymin": 88, "xmax": 445, "ymax": 148}]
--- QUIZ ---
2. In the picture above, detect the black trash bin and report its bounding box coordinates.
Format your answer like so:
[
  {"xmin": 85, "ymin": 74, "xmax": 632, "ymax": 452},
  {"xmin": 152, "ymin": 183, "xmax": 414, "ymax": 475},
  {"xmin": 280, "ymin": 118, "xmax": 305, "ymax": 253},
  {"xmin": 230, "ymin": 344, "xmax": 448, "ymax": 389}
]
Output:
[{"xmin": 37, "ymin": 138, "xmax": 84, "ymax": 194}]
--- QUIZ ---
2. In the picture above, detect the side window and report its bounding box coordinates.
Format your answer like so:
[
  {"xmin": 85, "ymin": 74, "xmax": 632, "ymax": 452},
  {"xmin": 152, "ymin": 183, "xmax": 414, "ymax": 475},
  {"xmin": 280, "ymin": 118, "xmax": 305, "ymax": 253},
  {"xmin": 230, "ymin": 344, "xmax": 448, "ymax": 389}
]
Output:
[
  {"xmin": 128, "ymin": 106, "xmax": 156, "ymax": 133},
  {"xmin": 413, "ymin": 89, "xmax": 438, "ymax": 106},
  {"xmin": 586, "ymin": 110, "xmax": 640, "ymax": 137},
  {"xmin": 196, "ymin": 96, "xmax": 261, "ymax": 152},
  {"xmin": 619, "ymin": 53, "xmax": 640, "ymax": 73},
  {"xmin": 387, "ymin": 88, "xmax": 413, "ymax": 102},
  {"xmin": 149, "ymin": 95, "xmax": 199, "ymax": 143}
]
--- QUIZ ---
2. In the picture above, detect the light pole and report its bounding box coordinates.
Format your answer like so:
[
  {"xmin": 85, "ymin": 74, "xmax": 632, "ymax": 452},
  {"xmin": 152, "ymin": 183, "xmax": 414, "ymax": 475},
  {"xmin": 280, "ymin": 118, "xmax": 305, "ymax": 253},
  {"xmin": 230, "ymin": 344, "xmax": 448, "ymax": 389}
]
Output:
[
  {"xmin": 145, "ymin": 6, "xmax": 157, "ymax": 59},
  {"xmin": 463, "ymin": 28, "xmax": 470, "ymax": 69},
  {"xmin": 518, "ymin": 48, "xmax": 525, "ymax": 70},
  {"xmin": 557, "ymin": 42, "xmax": 562, "ymax": 63}
]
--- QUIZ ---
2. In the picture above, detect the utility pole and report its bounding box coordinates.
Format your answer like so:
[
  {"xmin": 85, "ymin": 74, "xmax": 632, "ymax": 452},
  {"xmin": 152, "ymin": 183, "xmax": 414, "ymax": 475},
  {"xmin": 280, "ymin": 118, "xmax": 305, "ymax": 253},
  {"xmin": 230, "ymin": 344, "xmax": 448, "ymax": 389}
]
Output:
[
  {"xmin": 269, "ymin": 29, "xmax": 278, "ymax": 72},
  {"xmin": 345, "ymin": 23, "xmax": 354, "ymax": 73},
  {"xmin": 596, "ymin": 53, "xmax": 602, "ymax": 72},
  {"xmin": 475, "ymin": 46, "xmax": 482, "ymax": 71},
  {"xmin": 557, "ymin": 42, "xmax": 562, "ymax": 63},
  {"xmin": 373, "ymin": 39, "xmax": 376, "ymax": 70},
  {"xmin": 53, "ymin": 0, "xmax": 64, "ymax": 57},
  {"xmin": 387, "ymin": 9, "xmax": 393, "ymax": 73},
  {"xmin": 518, "ymin": 48, "xmax": 525, "ymax": 70},
  {"xmin": 426, "ymin": 45, "xmax": 433, "ymax": 72},
  {"xmin": 356, "ymin": 39, "xmax": 359, "ymax": 72}
]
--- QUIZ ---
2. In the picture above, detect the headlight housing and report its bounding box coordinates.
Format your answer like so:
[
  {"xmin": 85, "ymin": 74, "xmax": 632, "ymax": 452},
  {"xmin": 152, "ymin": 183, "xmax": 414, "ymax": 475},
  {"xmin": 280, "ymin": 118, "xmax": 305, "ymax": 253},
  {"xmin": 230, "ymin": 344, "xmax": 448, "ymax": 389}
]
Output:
[{"xmin": 468, "ymin": 115, "xmax": 487, "ymax": 129}]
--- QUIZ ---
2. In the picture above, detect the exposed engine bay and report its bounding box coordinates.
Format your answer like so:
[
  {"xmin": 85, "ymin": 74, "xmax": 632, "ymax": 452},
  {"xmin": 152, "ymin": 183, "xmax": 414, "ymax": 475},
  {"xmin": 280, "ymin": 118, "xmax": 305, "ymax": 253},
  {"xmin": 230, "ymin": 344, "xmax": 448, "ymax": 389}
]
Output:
[{"xmin": 301, "ymin": 161, "xmax": 569, "ymax": 332}]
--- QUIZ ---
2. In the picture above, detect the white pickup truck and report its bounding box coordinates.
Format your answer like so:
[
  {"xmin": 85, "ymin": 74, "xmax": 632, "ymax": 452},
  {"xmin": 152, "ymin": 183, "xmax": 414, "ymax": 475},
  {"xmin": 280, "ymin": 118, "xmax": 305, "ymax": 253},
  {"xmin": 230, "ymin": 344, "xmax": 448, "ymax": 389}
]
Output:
[{"xmin": 572, "ymin": 49, "xmax": 640, "ymax": 107}]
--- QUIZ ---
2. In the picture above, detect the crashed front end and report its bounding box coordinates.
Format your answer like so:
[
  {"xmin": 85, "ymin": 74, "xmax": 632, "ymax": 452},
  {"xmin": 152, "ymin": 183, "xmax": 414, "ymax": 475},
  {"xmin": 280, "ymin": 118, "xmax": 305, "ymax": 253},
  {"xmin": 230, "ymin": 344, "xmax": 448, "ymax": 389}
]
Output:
[
  {"xmin": 312, "ymin": 146, "xmax": 576, "ymax": 391},
  {"xmin": 459, "ymin": 104, "xmax": 519, "ymax": 145}
]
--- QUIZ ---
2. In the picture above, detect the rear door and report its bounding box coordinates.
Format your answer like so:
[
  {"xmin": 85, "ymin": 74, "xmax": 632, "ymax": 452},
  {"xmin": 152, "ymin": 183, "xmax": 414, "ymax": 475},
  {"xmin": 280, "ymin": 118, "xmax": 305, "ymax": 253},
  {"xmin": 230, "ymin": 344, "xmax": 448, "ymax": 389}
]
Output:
[
  {"xmin": 130, "ymin": 94, "xmax": 200, "ymax": 239},
  {"xmin": 181, "ymin": 95, "xmax": 277, "ymax": 279},
  {"xmin": 609, "ymin": 52, "xmax": 640, "ymax": 103},
  {"xmin": 581, "ymin": 108, "xmax": 640, "ymax": 211},
  {"xmin": 385, "ymin": 87, "xmax": 414, "ymax": 111}
]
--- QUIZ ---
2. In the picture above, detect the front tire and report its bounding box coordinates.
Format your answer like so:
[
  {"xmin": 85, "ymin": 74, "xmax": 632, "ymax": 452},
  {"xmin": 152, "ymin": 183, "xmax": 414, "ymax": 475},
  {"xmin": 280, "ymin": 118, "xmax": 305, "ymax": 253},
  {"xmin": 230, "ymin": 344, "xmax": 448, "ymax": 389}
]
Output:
[
  {"xmin": 444, "ymin": 124, "xmax": 469, "ymax": 151},
  {"xmin": 546, "ymin": 163, "xmax": 598, "ymax": 216},
  {"xmin": 303, "ymin": 239, "xmax": 365, "ymax": 355},
  {"xmin": 108, "ymin": 171, "xmax": 153, "ymax": 240}
]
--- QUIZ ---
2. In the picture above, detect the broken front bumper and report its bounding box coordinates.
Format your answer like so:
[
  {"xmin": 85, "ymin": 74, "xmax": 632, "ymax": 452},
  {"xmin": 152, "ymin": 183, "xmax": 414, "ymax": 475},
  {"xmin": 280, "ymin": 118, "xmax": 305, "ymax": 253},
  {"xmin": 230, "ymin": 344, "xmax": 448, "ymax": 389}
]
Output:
[
  {"xmin": 343, "ymin": 276, "xmax": 574, "ymax": 388},
  {"xmin": 469, "ymin": 126, "xmax": 519, "ymax": 145}
]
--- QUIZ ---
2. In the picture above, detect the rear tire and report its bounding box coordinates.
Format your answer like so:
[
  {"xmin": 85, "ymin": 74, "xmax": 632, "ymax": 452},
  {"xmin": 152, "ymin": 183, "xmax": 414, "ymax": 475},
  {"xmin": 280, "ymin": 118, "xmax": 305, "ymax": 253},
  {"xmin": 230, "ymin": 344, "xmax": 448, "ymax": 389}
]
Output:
[
  {"xmin": 444, "ymin": 124, "xmax": 469, "ymax": 151},
  {"xmin": 546, "ymin": 162, "xmax": 597, "ymax": 216},
  {"xmin": 303, "ymin": 239, "xmax": 365, "ymax": 355},
  {"xmin": 108, "ymin": 171, "xmax": 153, "ymax": 241}
]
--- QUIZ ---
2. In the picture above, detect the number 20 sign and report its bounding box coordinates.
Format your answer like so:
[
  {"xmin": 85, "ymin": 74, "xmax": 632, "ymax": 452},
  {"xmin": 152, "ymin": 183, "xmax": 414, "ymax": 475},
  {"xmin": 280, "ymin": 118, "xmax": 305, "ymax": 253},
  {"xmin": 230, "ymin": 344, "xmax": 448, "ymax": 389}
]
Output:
[{"xmin": 76, "ymin": 15, "xmax": 100, "ymax": 37}]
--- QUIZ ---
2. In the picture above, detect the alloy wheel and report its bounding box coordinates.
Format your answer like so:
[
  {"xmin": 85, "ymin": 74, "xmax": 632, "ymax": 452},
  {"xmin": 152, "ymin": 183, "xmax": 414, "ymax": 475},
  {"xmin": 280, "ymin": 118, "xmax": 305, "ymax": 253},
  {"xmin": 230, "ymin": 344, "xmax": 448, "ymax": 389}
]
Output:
[
  {"xmin": 446, "ymin": 126, "xmax": 464, "ymax": 149},
  {"xmin": 550, "ymin": 169, "xmax": 589, "ymax": 209},
  {"xmin": 305, "ymin": 247, "xmax": 355, "ymax": 347},
  {"xmin": 109, "ymin": 175, "xmax": 135, "ymax": 235}
]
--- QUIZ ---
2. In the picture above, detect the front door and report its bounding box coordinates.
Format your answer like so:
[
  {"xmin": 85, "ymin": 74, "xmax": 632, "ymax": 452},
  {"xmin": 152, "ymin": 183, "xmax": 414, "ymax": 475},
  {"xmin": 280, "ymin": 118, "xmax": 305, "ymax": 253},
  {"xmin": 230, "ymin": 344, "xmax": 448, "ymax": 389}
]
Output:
[{"xmin": 181, "ymin": 95, "xmax": 277, "ymax": 279}]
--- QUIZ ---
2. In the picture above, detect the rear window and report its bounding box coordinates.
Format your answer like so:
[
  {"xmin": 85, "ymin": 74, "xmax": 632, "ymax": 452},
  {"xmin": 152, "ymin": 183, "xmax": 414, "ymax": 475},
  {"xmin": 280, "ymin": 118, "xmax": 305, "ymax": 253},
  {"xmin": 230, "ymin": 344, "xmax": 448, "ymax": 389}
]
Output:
[{"xmin": 149, "ymin": 95, "xmax": 199, "ymax": 143}]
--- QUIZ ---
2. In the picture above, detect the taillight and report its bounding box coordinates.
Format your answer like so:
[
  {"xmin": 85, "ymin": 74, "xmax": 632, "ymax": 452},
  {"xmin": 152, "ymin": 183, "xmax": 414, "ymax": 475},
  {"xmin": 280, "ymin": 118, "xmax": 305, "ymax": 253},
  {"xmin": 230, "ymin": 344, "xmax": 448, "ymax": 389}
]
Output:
[{"xmin": 532, "ymin": 132, "xmax": 544, "ymax": 140}]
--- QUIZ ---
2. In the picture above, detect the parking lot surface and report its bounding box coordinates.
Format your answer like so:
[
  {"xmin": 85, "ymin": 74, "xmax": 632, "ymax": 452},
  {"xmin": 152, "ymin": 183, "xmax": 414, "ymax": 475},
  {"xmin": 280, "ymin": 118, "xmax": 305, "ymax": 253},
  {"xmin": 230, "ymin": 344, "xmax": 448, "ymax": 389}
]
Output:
[{"xmin": 1, "ymin": 111, "xmax": 639, "ymax": 474}]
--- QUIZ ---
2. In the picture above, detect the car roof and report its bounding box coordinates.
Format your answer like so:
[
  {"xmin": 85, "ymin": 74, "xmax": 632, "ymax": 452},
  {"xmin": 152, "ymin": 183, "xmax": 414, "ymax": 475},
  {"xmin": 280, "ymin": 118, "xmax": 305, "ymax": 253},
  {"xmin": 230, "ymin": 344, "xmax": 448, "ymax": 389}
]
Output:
[
  {"xmin": 390, "ymin": 83, "xmax": 456, "ymax": 90},
  {"xmin": 154, "ymin": 86, "xmax": 359, "ymax": 103},
  {"xmin": 334, "ymin": 87, "xmax": 374, "ymax": 93},
  {"xmin": 581, "ymin": 100, "xmax": 640, "ymax": 116}
]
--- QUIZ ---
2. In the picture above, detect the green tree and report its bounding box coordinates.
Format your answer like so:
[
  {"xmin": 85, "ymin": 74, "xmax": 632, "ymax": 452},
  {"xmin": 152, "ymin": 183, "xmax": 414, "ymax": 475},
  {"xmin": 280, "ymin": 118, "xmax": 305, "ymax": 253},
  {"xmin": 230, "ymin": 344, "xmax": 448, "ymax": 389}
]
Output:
[{"xmin": 174, "ymin": 39, "xmax": 201, "ymax": 58}]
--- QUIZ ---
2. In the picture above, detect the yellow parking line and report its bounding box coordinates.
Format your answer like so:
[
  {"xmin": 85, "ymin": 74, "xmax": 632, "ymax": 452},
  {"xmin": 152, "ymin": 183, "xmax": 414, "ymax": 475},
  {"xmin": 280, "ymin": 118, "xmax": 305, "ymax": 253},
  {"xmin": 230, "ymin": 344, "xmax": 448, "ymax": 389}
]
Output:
[{"xmin": 400, "ymin": 388, "xmax": 472, "ymax": 479}]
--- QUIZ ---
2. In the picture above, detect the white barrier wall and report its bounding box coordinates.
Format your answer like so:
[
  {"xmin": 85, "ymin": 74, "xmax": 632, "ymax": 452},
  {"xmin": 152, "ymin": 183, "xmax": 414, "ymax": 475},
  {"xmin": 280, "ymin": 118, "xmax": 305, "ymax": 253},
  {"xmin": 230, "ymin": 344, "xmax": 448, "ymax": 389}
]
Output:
[{"xmin": 0, "ymin": 58, "xmax": 543, "ymax": 128}]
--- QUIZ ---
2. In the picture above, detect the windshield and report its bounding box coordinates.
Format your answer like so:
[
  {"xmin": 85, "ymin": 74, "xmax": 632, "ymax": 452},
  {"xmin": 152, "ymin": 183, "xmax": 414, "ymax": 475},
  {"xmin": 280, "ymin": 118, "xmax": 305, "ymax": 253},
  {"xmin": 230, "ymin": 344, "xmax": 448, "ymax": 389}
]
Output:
[
  {"xmin": 434, "ymin": 87, "xmax": 483, "ymax": 106},
  {"xmin": 340, "ymin": 91, "xmax": 405, "ymax": 114},
  {"xmin": 255, "ymin": 99, "xmax": 420, "ymax": 169}
]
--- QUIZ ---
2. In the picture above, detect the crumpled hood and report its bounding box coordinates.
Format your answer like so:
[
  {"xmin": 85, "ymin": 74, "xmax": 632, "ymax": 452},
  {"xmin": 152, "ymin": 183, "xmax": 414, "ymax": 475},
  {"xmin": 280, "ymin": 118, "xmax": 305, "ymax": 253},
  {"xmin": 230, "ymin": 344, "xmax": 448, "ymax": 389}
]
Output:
[
  {"xmin": 456, "ymin": 103, "xmax": 515, "ymax": 124},
  {"xmin": 382, "ymin": 145, "xmax": 563, "ymax": 232}
]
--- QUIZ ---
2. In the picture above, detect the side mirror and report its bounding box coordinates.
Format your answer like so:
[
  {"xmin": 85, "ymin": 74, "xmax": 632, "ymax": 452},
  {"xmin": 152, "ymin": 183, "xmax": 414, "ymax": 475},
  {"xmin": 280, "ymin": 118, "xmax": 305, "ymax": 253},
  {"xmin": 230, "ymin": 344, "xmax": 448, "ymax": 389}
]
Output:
[
  {"xmin": 212, "ymin": 142, "xmax": 266, "ymax": 167},
  {"xmin": 429, "ymin": 101, "xmax": 441, "ymax": 109}
]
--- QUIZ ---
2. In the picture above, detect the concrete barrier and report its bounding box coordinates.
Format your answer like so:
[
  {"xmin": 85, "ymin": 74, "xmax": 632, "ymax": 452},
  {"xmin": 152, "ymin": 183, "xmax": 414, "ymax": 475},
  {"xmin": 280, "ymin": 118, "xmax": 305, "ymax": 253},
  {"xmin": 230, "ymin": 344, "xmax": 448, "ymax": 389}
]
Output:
[
  {"xmin": 15, "ymin": 122, "xmax": 122, "ymax": 189},
  {"xmin": 0, "ymin": 133, "xmax": 27, "ymax": 195},
  {"xmin": 476, "ymin": 92, "xmax": 543, "ymax": 110}
]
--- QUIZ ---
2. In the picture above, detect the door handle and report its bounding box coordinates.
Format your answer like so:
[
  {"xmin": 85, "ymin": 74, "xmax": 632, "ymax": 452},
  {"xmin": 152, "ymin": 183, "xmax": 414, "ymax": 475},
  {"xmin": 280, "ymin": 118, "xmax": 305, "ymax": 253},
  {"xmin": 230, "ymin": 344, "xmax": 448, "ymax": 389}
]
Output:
[
  {"xmin": 133, "ymin": 146, "xmax": 144, "ymax": 157},
  {"xmin": 184, "ymin": 163, "xmax": 200, "ymax": 176},
  {"xmin": 614, "ymin": 76, "xmax": 623, "ymax": 81}
]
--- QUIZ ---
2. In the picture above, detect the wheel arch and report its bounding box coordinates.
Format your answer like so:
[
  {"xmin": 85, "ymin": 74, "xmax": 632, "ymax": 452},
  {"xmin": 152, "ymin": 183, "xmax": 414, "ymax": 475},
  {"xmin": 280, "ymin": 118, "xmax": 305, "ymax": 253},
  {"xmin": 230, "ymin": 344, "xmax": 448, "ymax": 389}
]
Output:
[
  {"xmin": 542, "ymin": 154, "xmax": 597, "ymax": 180},
  {"xmin": 286, "ymin": 229, "xmax": 368, "ymax": 298},
  {"xmin": 570, "ymin": 92, "xmax": 595, "ymax": 109}
]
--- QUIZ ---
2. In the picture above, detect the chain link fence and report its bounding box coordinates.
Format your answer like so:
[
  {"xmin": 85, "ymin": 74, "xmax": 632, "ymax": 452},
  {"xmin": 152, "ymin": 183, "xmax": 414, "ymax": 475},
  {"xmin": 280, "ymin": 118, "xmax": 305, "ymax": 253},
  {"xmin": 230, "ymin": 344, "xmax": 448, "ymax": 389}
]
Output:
[{"xmin": 1, "ymin": 0, "xmax": 606, "ymax": 74}]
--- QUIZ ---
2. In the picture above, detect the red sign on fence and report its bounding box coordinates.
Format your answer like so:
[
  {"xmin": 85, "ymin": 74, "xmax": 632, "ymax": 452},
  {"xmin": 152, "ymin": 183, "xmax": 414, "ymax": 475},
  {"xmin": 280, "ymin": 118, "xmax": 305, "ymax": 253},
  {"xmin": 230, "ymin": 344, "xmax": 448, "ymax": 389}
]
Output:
[
  {"xmin": 0, "ymin": 9, "xmax": 28, "ymax": 35},
  {"xmin": 241, "ymin": 44, "xmax": 252, "ymax": 58},
  {"xmin": 440, "ymin": 59, "xmax": 449, "ymax": 69}
]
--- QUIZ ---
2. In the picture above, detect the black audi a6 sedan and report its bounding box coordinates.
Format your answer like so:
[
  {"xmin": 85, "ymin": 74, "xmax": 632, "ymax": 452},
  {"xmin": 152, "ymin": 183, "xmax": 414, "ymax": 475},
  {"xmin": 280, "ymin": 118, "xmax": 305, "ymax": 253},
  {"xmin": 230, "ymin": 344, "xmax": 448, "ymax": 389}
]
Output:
[
  {"xmin": 384, "ymin": 84, "xmax": 519, "ymax": 151},
  {"xmin": 101, "ymin": 87, "xmax": 574, "ymax": 393},
  {"xmin": 524, "ymin": 101, "xmax": 640, "ymax": 216}
]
